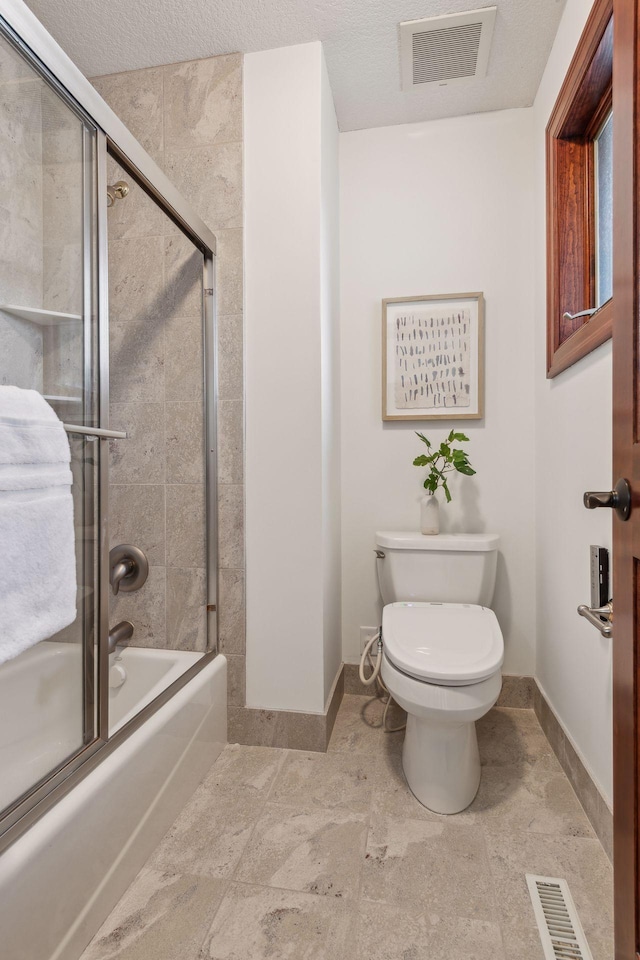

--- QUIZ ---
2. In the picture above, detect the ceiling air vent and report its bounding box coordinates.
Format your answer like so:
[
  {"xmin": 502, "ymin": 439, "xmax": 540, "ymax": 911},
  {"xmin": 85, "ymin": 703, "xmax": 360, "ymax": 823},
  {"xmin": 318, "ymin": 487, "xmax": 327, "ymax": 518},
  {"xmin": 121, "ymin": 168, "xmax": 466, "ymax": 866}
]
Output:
[{"xmin": 399, "ymin": 7, "xmax": 497, "ymax": 91}]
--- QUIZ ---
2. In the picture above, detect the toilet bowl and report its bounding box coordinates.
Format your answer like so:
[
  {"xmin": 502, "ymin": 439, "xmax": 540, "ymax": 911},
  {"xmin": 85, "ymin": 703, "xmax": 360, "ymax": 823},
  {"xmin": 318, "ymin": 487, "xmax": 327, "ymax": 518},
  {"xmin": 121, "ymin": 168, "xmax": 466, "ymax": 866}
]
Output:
[
  {"xmin": 375, "ymin": 533, "xmax": 504, "ymax": 814},
  {"xmin": 381, "ymin": 602, "xmax": 503, "ymax": 813}
]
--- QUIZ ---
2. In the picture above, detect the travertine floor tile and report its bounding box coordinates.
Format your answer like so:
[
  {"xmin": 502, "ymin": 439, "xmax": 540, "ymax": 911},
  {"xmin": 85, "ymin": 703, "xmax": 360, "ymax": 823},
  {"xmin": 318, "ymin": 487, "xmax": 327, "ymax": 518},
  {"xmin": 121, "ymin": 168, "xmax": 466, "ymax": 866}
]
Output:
[
  {"xmin": 81, "ymin": 868, "xmax": 226, "ymax": 960},
  {"xmin": 83, "ymin": 698, "xmax": 613, "ymax": 960},
  {"xmin": 362, "ymin": 816, "xmax": 498, "ymax": 920},
  {"xmin": 270, "ymin": 749, "xmax": 377, "ymax": 813},
  {"xmin": 199, "ymin": 743, "xmax": 285, "ymax": 801},
  {"xmin": 473, "ymin": 759, "xmax": 595, "ymax": 838},
  {"xmin": 148, "ymin": 789, "xmax": 263, "ymax": 880},
  {"xmin": 234, "ymin": 803, "xmax": 368, "ymax": 899},
  {"xmin": 485, "ymin": 830, "xmax": 613, "ymax": 950},
  {"xmin": 200, "ymin": 883, "xmax": 352, "ymax": 959},
  {"xmin": 327, "ymin": 694, "xmax": 404, "ymax": 756},
  {"xmin": 476, "ymin": 707, "xmax": 554, "ymax": 766},
  {"xmin": 348, "ymin": 902, "xmax": 506, "ymax": 960}
]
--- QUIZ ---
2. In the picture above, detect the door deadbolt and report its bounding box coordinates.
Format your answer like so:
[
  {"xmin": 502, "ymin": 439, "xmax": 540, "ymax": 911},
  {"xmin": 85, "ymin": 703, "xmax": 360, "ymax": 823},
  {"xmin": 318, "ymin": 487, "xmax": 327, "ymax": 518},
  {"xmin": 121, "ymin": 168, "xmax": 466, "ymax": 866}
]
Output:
[{"xmin": 583, "ymin": 477, "xmax": 632, "ymax": 521}]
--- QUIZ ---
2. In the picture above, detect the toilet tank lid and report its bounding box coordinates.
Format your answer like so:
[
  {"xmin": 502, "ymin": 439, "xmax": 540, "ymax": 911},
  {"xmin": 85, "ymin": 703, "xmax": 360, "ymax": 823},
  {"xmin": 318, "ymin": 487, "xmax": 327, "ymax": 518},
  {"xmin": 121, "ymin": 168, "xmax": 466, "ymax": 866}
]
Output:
[{"xmin": 375, "ymin": 531, "xmax": 499, "ymax": 552}]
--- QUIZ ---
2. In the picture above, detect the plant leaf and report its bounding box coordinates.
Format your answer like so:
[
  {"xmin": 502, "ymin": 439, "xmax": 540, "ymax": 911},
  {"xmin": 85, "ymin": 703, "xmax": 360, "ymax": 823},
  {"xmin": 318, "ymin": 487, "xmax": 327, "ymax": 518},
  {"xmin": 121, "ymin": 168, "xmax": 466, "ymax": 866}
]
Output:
[
  {"xmin": 442, "ymin": 479, "xmax": 452, "ymax": 503},
  {"xmin": 413, "ymin": 455, "xmax": 430, "ymax": 466},
  {"xmin": 415, "ymin": 432, "xmax": 431, "ymax": 448},
  {"xmin": 439, "ymin": 442, "xmax": 451, "ymax": 458},
  {"xmin": 454, "ymin": 463, "xmax": 476, "ymax": 476},
  {"xmin": 450, "ymin": 432, "xmax": 470, "ymax": 442}
]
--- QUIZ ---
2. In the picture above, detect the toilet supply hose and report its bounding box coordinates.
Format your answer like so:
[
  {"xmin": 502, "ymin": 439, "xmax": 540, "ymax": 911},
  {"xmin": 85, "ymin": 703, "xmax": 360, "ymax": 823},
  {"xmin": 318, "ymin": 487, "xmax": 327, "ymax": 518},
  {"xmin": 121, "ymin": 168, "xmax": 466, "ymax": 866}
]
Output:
[
  {"xmin": 358, "ymin": 629, "xmax": 406, "ymax": 734},
  {"xmin": 359, "ymin": 630, "xmax": 383, "ymax": 686}
]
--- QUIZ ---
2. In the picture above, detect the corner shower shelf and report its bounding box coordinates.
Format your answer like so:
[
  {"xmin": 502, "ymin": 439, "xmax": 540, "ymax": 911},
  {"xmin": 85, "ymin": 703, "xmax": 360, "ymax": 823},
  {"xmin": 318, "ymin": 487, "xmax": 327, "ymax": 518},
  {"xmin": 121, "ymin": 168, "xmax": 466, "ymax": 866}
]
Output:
[
  {"xmin": 0, "ymin": 304, "xmax": 82, "ymax": 325},
  {"xmin": 44, "ymin": 395, "xmax": 83, "ymax": 405}
]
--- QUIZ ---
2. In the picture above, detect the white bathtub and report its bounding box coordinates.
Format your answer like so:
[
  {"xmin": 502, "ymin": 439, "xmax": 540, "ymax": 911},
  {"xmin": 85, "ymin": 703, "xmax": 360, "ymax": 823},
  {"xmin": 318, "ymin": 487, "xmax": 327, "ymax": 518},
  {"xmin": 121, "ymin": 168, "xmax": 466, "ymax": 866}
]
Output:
[
  {"xmin": 0, "ymin": 645, "xmax": 227, "ymax": 960},
  {"xmin": 0, "ymin": 642, "xmax": 205, "ymax": 812},
  {"xmin": 109, "ymin": 646, "xmax": 203, "ymax": 734}
]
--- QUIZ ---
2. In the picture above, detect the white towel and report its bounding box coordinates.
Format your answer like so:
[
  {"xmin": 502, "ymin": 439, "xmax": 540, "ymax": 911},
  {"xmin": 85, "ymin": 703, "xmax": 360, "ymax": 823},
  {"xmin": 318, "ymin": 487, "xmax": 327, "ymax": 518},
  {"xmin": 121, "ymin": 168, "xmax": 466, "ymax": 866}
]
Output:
[{"xmin": 0, "ymin": 386, "xmax": 77, "ymax": 664}]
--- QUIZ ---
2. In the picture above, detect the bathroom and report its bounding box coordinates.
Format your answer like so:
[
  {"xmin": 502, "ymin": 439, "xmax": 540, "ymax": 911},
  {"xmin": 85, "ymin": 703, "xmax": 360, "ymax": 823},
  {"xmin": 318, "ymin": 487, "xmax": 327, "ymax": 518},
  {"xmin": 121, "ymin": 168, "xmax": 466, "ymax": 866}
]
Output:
[{"xmin": 0, "ymin": 0, "xmax": 626, "ymax": 956}]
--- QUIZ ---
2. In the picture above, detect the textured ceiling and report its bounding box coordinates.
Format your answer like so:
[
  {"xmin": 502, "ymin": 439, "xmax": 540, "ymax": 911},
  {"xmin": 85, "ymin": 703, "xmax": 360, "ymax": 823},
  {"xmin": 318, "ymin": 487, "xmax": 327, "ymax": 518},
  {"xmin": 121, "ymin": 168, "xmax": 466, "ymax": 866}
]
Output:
[{"xmin": 24, "ymin": 0, "xmax": 567, "ymax": 131}]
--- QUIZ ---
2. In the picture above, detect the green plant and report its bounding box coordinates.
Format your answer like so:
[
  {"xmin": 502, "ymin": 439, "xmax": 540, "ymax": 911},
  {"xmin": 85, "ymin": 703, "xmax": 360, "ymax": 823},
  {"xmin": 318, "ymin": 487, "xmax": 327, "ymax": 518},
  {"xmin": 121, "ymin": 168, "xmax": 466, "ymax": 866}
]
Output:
[{"xmin": 413, "ymin": 430, "xmax": 476, "ymax": 503}]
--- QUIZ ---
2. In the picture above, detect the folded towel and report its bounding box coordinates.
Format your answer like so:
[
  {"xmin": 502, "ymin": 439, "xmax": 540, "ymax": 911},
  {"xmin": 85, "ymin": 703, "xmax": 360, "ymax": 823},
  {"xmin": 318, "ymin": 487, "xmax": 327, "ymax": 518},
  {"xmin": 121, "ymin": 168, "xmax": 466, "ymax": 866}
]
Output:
[{"xmin": 0, "ymin": 386, "xmax": 77, "ymax": 664}]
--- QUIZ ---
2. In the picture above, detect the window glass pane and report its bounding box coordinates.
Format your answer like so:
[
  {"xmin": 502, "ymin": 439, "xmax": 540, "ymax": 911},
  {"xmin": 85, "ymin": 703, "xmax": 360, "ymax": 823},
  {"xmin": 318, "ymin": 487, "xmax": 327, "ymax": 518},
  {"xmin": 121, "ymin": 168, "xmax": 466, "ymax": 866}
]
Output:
[{"xmin": 595, "ymin": 111, "xmax": 613, "ymax": 306}]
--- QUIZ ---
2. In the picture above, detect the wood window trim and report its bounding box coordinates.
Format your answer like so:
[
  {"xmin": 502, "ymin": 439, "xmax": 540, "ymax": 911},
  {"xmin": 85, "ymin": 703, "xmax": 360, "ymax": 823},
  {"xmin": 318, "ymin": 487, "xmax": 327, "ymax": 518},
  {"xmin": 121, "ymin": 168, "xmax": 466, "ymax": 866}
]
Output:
[{"xmin": 546, "ymin": 0, "xmax": 613, "ymax": 379}]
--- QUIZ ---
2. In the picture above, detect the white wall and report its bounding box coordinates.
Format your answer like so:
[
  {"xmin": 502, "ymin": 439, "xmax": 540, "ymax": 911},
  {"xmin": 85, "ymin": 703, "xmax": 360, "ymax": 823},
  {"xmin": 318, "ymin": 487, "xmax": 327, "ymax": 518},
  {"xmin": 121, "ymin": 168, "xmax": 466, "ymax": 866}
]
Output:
[
  {"xmin": 340, "ymin": 108, "xmax": 537, "ymax": 676},
  {"xmin": 244, "ymin": 42, "xmax": 341, "ymax": 714},
  {"xmin": 320, "ymin": 55, "xmax": 342, "ymax": 703},
  {"xmin": 533, "ymin": 0, "xmax": 613, "ymax": 804}
]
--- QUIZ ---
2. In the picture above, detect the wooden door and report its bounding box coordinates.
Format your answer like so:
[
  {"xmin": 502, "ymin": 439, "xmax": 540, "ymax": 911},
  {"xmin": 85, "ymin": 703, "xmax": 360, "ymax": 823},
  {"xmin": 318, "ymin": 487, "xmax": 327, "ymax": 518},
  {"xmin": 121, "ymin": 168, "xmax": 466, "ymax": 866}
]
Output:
[{"xmin": 613, "ymin": 1, "xmax": 640, "ymax": 955}]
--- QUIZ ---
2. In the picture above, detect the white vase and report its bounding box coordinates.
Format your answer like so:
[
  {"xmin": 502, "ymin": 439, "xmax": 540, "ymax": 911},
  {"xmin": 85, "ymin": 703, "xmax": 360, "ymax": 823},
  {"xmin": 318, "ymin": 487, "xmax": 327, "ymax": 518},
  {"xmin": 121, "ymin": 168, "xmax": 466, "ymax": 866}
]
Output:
[{"xmin": 420, "ymin": 494, "xmax": 440, "ymax": 535}]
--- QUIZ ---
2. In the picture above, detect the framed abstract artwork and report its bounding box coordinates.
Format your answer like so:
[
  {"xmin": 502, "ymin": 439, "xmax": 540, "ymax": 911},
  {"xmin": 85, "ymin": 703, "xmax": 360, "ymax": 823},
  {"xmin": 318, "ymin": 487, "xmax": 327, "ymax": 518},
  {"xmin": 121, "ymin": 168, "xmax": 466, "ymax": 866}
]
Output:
[{"xmin": 382, "ymin": 292, "xmax": 484, "ymax": 421}]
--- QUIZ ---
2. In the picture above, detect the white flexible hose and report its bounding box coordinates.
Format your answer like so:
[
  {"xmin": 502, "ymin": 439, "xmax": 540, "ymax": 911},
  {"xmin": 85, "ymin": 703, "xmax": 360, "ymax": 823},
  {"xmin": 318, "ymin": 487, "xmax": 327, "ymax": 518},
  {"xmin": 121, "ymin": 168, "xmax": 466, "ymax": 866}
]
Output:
[
  {"xmin": 359, "ymin": 631, "xmax": 382, "ymax": 686},
  {"xmin": 358, "ymin": 630, "xmax": 406, "ymax": 733}
]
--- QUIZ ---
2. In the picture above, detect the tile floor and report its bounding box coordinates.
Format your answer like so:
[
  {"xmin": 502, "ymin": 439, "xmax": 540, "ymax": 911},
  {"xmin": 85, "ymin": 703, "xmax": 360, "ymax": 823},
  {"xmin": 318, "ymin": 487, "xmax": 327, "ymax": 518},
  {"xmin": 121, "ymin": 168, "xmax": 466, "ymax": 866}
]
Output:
[{"xmin": 80, "ymin": 695, "xmax": 614, "ymax": 960}]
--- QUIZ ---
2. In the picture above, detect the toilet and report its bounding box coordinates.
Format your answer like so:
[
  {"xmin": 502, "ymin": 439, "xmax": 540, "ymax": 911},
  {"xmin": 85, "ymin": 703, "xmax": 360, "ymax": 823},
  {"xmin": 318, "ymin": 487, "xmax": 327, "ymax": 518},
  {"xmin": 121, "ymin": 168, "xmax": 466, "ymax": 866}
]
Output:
[{"xmin": 375, "ymin": 531, "xmax": 504, "ymax": 814}]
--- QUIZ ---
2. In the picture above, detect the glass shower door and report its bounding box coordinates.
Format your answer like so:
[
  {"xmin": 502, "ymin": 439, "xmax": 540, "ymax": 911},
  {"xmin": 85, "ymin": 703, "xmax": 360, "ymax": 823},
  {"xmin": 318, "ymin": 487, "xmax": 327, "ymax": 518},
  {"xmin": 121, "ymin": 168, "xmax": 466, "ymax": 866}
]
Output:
[{"xmin": 0, "ymin": 30, "xmax": 99, "ymax": 813}]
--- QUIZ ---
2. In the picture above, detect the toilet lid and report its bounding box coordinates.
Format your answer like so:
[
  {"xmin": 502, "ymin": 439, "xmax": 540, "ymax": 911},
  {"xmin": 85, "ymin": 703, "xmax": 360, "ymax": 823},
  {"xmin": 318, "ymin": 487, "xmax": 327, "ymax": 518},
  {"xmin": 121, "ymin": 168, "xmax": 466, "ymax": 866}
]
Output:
[{"xmin": 382, "ymin": 602, "xmax": 504, "ymax": 684}]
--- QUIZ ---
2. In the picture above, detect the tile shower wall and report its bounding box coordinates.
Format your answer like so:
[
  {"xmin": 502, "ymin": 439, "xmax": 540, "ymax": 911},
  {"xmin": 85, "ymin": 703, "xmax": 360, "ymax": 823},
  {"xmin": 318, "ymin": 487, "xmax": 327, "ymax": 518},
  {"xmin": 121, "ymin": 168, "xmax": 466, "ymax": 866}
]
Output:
[
  {"xmin": 91, "ymin": 57, "xmax": 245, "ymax": 684},
  {"xmin": 0, "ymin": 62, "xmax": 44, "ymax": 388}
]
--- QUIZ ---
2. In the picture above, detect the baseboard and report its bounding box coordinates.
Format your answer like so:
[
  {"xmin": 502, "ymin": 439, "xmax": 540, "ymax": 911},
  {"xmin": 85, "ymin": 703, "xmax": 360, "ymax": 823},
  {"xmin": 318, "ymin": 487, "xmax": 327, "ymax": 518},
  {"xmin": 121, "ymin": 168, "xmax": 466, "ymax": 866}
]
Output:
[
  {"xmin": 228, "ymin": 665, "xmax": 345, "ymax": 752},
  {"xmin": 533, "ymin": 680, "xmax": 613, "ymax": 862}
]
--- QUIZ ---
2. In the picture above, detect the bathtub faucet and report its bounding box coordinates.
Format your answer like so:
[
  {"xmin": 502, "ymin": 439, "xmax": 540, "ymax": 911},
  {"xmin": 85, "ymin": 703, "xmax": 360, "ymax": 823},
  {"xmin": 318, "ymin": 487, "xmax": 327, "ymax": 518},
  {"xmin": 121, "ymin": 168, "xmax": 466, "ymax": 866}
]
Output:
[{"xmin": 108, "ymin": 620, "xmax": 134, "ymax": 656}]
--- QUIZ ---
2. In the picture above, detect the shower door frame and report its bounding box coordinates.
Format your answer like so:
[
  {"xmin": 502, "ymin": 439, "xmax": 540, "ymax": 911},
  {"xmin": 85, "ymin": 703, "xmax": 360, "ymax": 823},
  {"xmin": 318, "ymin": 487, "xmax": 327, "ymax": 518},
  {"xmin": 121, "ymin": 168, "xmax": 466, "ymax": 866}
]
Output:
[{"xmin": 0, "ymin": 0, "xmax": 219, "ymax": 854}]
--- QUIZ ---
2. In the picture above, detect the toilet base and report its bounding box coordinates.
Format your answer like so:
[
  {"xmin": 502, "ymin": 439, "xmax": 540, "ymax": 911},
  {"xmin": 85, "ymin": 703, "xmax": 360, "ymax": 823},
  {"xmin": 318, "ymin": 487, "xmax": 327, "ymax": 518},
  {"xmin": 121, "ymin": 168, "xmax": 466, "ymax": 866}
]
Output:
[{"xmin": 402, "ymin": 714, "xmax": 481, "ymax": 814}]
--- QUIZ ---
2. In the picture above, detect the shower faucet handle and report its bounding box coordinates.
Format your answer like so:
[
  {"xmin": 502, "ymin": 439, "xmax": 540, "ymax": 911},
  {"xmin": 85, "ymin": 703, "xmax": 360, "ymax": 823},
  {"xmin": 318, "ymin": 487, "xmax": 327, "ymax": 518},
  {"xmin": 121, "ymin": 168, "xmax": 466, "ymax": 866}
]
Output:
[{"xmin": 109, "ymin": 544, "xmax": 149, "ymax": 596}]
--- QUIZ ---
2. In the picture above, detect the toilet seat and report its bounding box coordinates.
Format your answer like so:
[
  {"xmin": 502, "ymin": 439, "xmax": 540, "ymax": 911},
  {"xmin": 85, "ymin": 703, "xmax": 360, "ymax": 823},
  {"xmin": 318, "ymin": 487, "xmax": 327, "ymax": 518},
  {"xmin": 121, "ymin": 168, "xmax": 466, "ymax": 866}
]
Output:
[{"xmin": 382, "ymin": 601, "xmax": 504, "ymax": 686}]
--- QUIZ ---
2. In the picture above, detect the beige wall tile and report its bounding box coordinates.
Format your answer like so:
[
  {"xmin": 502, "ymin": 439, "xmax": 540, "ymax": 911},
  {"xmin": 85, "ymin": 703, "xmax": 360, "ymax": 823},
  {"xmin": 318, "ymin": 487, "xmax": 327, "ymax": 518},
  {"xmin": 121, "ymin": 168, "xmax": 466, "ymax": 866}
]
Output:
[
  {"xmin": 105, "ymin": 159, "xmax": 165, "ymax": 240},
  {"xmin": 217, "ymin": 314, "xmax": 243, "ymax": 401},
  {"xmin": 109, "ymin": 484, "xmax": 166, "ymax": 566},
  {"xmin": 166, "ymin": 483, "xmax": 206, "ymax": 567},
  {"xmin": 110, "ymin": 564, "xmax": 166, "ymax": 647},
  {"xmin": 164, "ymin": 141, "xmax": 242, "ymax": 233},
  {"xmin": 109, "ymin": 236, "xmax": 166, "ymax": 323},
  {"xmin": 164, "ymin": 54, "xmax": 242, "ymax": 149},
  {"xmin": 218, "ymin": 400, "xmax": 243, "ymax": 484},
  {"xmin": 226, "ymin": 653, "xmax": 246, "ymax": 707},
  {"xmin": 216, "ymin": 229, "xmax": 243, "ymax": 315},
  {"xmin": 218, "ymin": 484, "xmax": 244, "ymax": 568},
  {"xmin": 164, "ymin": 234, "xmax": 202, "ymax": 319},
  {"xmin": 165, "ymin": 401, "xmax": 205, "ymax": 484},
  {"xmin": 109, "ymin": 402, "xmax": 166, "ymax": 484},
  {"xmin": 110, "ymin": 318, "xmax": 164, "ymax": 403},
  {"xmin": 91, "ymin": 67, "xmax": 164, "ymax": 162},
  {"xmin": 166, "ymin": 567, "xmax": 207, "ymax": 651},
  {"xmin": 218, "ymin": 568, "xmax": 245, "ymax": 655},
  {"xmin": 164, "ymin": 316, "xmax": 204, "ymax": 402}
]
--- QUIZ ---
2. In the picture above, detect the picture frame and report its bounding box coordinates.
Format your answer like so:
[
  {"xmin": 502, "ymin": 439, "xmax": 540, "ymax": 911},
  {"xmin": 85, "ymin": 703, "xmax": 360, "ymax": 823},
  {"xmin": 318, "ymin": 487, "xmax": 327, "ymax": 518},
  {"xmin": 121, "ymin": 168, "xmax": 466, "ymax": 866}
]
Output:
[{"xmin": 382, "ymin": 292, "xmax": 484, "ymax": 421}]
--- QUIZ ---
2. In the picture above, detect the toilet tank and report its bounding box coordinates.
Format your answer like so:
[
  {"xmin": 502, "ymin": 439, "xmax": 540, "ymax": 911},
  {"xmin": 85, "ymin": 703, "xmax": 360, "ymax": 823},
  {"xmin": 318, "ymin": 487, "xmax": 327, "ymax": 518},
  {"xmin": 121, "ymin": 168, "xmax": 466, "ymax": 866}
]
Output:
[{"xmin": 375, "ymin": 531, "xmax": 500, "ymax": 607}]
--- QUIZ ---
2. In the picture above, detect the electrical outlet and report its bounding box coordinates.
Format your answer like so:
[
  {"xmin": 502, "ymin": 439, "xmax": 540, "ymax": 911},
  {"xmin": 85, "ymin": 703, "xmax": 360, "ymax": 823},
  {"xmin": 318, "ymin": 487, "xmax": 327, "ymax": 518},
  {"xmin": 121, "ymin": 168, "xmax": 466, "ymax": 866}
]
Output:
[{"xmin": 360, "ymin": 626, "xmax": 379, "ymax": 654}]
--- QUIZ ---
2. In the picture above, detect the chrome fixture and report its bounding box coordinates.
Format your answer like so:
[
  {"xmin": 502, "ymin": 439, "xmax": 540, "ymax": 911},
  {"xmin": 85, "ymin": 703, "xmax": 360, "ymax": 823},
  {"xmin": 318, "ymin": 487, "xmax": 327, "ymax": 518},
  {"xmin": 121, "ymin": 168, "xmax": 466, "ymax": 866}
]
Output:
[
  {"xmin": 107, "ymin": 620, "xmax": 133, "ymax": 655},
  {"xmin": 577, "ymin": 601, "xmax": 613, "ymax": 639},
  {"xmin": 583, "ymin": 477, "xmax": 632, "ymax": 521},
  {"xmin": 106, "ymin": 179, "xmax": 129, "ymax": 207},
  {"xmin": 374, "ymin": 549, "xmax": 386, "ymax": 559},
  {"xmin": 63, "ymin": 423, "xmax": 127, "ymax": 440},
  {"xmin": 109, "ymin": 544, "xmax": 149, "ymax": 596}
]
